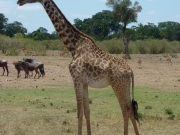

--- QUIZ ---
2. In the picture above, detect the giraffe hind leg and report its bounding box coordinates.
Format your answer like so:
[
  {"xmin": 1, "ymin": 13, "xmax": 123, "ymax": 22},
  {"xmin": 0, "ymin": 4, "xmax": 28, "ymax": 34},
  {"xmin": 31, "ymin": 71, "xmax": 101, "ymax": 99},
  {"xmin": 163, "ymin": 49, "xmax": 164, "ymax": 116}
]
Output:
[
  {"xmin": 122, "ymin": 102, "xmax": 140, "ymax": 135},
  {"xmin": 111, "ymin": 81, "xmax": 139, "ymax": 134},
  {"xmin": 130, "ymin": 114, "xmax": 139, "ymax": 135}
]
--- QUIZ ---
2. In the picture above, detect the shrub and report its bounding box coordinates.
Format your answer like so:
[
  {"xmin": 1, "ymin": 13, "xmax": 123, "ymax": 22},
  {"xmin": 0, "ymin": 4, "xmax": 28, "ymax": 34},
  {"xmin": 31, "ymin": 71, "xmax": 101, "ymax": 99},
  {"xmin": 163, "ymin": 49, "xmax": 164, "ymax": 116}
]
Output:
[
  {"xmin": 62, "ymin": 120, "xmax": 69, "ymax": 125},
  {"xmin": 145, "ymin": 106, "xmax": 152, "ymax": 109},
  {"xmin": 137, "ymin": 112, "xmax": 144, "ymax": 120},
  {"xmin": 89, "ymin": 98, "xmax": 92, "ymax": 104},
  {"xmin": 168, "ymin": 114, "xmax": 175, "ymax": 120},
  {"xmin": 165, "ymin": 108, "xmax": 174, "ymax": 115},
  {"xmin": 97, "ymin": 39, "xmax": 124, "ymax": 54}
]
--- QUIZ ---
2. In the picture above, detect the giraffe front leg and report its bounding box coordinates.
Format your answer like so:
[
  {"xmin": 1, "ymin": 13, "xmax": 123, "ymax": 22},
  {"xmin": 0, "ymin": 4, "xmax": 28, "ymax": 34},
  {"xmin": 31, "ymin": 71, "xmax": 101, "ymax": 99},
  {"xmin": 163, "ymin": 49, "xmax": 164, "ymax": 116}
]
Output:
[
  {"xmin": 83, "ymin": 84, "xmax": 91, "ymax": 135},
  {"xmin": 73, "ymin": 79, "xmax": 84, "ymax": 135}
]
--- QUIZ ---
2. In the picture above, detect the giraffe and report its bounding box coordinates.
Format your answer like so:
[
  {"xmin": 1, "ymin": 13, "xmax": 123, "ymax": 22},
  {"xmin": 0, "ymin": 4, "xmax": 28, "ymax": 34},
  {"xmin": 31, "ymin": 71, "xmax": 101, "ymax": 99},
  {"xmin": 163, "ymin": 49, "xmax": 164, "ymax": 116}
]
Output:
[{"xmin": 17, "ymin": 0, "xmax": 140, "ymax": 135}]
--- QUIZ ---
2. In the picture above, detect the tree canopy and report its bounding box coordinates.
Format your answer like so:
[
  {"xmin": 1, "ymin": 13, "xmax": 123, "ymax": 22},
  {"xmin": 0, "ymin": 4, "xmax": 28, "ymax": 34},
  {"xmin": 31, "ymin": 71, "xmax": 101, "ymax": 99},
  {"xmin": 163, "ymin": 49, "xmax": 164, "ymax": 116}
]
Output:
[
  {"xmin": 106, "ymin": 0, "xmax": 142, "ymax": 33},
  {"xmin": 5, "ymin": 21, "xmax": 27, "ymax": 37},
  {"xmin": 0, "ymin": 13, "xmax": 8, "ymax": 34},
  {"xmin": 0, "ymin": 12, "xmax": 180, "ymax": 42},
  {"xmin": 74, "ymin": 10, "xmax": 121, "ymax": 40}
]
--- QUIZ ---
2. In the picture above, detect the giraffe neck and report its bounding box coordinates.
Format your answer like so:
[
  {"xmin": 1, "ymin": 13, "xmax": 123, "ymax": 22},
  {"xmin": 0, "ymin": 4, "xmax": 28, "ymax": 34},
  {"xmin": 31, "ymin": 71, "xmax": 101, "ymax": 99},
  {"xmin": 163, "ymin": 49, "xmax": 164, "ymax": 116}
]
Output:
[{"xmin": 41, "ymin": 0, "xmax": 94, "ymax": 55}]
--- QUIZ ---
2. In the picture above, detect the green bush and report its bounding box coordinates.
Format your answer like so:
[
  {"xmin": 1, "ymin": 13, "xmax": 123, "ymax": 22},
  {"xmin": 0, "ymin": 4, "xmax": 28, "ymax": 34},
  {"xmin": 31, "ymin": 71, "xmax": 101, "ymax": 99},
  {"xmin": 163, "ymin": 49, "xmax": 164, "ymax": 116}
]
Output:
[
  {"xmin": 165, "ymin": 108, "xmax": 174, "ymax": 115},
  {"xmin": 1, "ymin": 35, "xmax": 180, "ymax": 55},
  {"xmin": 145, "ymin": 106, "xmax": 152, "ymax": 109},
  {"xmin": 97, "ymin": 39, "xmax": 124, "ymax": 54},
  {"xmin": 8, "ymin": 48, "xmax": 20, "ymax": 56},
  {"xmin": 168, "ymin": 114, "xmax": 175, "ymax": 120}
]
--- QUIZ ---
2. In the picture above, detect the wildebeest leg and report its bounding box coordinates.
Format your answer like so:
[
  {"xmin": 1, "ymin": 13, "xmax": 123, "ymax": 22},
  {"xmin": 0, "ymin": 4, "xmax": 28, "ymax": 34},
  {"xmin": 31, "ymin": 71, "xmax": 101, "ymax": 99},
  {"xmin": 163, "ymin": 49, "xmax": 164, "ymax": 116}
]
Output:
[
  {"xmin": 17, "ymin": 70, "xmax": 20, "ymax": 78},
  {"xmin": 39, "ymin": 67, "xmax": 44, "ymax": 77},
  {"xmin": 5, "ymin": 62, "xmax": 9, "ymax": 76},
  {"xmin": 25, "ymin": 70, "xmax": 29, "ymax": 78},
  {"xmin": 2, "ymin": 67, "xmax": 5, "ymax": 76},
  {"xmin": 38, "ymin": 68, "xmax": 41, "ymax": 78},
  {"xmin": 31, "ymin": 71, "xmax": 33, "ymax": 77},
  {"xmin": 38, "ymin": 71, "xmax": 41, "ymax": 78},
  {"xmin": 34, "ymin": 69, "xmax": 40, "ymax": 79},
  {"xmin": 34, "ymin": 71, "xmax": 37, "ymax": 78}
]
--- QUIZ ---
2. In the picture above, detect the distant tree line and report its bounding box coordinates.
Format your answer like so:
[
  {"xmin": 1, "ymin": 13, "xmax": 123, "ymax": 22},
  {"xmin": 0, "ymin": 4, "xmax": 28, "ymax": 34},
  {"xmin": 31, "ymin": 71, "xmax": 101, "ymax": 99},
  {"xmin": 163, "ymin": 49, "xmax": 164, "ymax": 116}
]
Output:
[
  {"xmin": 0, "ymin": 13, "xmax": 59, "ymax": 40},
  {"xmin": 1, "ymin": 12, "xmax": 180, "ymax": 42}
]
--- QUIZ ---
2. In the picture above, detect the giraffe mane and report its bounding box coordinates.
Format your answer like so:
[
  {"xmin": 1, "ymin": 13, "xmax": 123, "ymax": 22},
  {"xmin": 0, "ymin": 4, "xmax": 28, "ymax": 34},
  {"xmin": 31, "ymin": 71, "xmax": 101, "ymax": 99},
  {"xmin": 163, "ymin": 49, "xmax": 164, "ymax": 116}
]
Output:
[{"xmin": 50, "ymin": 0, "xmax": 95, "ymax": 44}]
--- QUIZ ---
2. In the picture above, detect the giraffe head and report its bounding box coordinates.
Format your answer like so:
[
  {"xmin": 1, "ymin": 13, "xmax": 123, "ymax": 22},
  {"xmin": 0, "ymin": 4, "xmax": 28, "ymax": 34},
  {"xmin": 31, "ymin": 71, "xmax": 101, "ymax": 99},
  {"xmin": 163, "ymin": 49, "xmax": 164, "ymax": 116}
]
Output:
[{"xmin": 17, "ymin": 0, "xmax": 44, "ymax": 6}]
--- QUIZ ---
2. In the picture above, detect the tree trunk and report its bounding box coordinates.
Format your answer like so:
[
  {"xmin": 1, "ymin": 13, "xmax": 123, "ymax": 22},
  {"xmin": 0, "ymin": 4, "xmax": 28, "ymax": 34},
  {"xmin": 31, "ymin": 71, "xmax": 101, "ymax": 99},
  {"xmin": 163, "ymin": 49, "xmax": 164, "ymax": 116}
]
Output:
[{"xmin": 122, "ymin": 33, "xmax": 131, "ymax": 59}]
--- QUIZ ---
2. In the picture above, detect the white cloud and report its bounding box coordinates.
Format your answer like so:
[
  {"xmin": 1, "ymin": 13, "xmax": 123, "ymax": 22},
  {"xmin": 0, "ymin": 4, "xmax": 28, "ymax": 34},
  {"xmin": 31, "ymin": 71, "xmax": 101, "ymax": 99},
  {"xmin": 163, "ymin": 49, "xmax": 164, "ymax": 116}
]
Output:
[
  {"xmin": 147, "ymin": 10, "xmax": 156, "ymax": 15},
  {"xmin": 17, "ymin": 5, "xmax": 42, "ymax": 11}
]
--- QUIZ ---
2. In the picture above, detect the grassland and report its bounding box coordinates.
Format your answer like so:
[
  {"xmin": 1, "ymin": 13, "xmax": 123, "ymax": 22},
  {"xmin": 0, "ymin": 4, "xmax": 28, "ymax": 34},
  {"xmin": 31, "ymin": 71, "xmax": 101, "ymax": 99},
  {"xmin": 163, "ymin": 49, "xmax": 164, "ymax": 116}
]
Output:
[
  {"xmin": 0, "ymin": 86, "xmax": 180, "ymax": 135},
  {"xmin": 0, "ymin": 54, "xmax": 180, "ymax": 135}
]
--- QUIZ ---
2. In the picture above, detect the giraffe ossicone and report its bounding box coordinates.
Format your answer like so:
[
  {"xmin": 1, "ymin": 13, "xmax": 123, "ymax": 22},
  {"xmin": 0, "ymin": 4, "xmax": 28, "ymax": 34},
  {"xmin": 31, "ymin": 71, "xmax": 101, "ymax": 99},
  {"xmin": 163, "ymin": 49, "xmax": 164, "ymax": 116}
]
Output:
[{"xmin": 17, "ymin": 0, "xmax": 140, "ymax": 135}]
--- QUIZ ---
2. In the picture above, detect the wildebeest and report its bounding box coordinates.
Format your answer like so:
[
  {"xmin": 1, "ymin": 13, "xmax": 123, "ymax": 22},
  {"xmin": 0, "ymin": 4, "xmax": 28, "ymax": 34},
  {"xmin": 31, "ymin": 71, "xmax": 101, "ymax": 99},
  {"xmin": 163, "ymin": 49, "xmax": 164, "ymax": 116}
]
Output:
[
  {"xmin": 13, "ymin": 61, "xmax": 29, "ymax": 78},
  {"xmin": 0, "ymin": 60, "xmax": 9, "ymax": 76},
  {"xmin": 13, "ymin": 61, "xmax": 41, "ymax": 79},
  {"xmin": 22, "ymin": 58, "xmax": 45, "ymax": 77}
]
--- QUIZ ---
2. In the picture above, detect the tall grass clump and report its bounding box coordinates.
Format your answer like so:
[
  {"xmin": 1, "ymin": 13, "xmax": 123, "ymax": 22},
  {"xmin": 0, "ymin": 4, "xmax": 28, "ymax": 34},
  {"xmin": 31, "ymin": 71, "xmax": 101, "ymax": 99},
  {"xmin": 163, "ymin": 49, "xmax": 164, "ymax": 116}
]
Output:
[
  {"xmin": 96, "ymin": 39, "xmax": 124, "ymax": 54},
  {"xmin": 165, "ymin": 108, "xmax": 175, "ymax": 120},
  {"xmin": 130, "ymin": 40, "xmax": 149, "ymax": 54},
  {"xmin": 128, "ymin": 38, "xmax": 180, "ymax": 54},
  {"xmin": 0, "ymin": 35, "xmax": 24, "ymax": 55},
  {"xmin": 97, "ymin": 38, "xmax": 180, "ymax": 54},
  {"xmin": 0, "ymin": 35, "xmax": 64, "ymax": 56},
  {"xmin": 1, "ymin": 34, "xmax": 180, "ymax": 55}
]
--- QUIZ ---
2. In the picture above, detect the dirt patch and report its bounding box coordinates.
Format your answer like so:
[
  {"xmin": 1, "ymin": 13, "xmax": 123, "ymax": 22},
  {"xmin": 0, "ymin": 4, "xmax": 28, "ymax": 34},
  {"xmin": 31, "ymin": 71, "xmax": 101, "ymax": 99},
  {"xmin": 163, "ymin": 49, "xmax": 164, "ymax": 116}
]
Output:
[{"xmin": 0, "ymin": 52, "xmax": 180, "ymax": 92}]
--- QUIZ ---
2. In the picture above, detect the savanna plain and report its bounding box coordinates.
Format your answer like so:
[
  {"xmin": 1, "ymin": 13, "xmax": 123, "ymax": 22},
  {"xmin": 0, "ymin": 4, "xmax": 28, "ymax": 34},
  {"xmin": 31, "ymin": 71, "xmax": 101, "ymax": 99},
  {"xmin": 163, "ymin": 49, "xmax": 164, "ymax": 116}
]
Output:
[{"xmin": 0, "ymin": 51, "xmax": 180, "ymax": 135}]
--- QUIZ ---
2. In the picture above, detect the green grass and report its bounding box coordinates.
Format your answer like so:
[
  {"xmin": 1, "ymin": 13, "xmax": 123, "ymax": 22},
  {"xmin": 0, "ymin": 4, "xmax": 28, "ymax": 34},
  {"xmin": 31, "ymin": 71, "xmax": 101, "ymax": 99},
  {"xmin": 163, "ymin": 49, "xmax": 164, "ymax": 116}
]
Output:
[
  {"xmin": 1, "ymin": 86, "xmax": 180, "ymax": 120},
  {"xmin": 135, "ymin": 87, "xmax": 180, "ymax": 120},
  {"xmin": 0, "ymin": 86, "xmax": 180, "ymax": 134}
]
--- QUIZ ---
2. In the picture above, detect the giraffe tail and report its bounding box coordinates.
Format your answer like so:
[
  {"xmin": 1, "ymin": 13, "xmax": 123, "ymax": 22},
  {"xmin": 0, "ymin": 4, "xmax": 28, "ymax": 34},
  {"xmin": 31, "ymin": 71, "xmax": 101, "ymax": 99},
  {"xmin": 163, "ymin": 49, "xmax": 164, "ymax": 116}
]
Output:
[{"xmin": 131, "ymin": 72, "xmax": 140, "ymax": 125}]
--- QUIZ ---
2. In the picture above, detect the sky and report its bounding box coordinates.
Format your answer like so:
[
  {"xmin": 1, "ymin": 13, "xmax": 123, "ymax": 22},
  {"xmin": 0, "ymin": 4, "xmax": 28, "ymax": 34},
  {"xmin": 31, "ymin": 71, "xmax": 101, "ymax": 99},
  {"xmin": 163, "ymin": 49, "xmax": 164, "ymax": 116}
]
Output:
[{"xmin": 1, "ymin": 0, "xmax": 180, "ymax": 33}]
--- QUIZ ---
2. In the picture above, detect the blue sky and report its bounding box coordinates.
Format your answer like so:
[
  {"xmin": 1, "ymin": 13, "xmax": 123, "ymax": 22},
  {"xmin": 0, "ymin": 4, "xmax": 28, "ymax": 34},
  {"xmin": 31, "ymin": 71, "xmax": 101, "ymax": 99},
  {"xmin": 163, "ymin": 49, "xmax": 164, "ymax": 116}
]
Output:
[{"xmin": 1, "ymin": 0, "xmax": 180, "ymax": 33}]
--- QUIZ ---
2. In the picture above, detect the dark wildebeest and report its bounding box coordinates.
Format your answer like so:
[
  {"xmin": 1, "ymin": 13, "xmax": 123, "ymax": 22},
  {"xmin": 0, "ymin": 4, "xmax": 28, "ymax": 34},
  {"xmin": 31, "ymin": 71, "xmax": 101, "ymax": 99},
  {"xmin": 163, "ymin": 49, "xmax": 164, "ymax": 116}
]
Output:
[
  {"xmin": 22, "ymin": 58, "xmax": 45, "ymax": 77},
  {"xmin": 13, "ymin": 61, "xmax": 41, "ymax": 79},
  {"xmin": 13, "ymin": 61, "xmax": 29, "ymax": 78},
  {"xmin": 0, "ymin": 60, "xmax": 9, "ymax": 76}
]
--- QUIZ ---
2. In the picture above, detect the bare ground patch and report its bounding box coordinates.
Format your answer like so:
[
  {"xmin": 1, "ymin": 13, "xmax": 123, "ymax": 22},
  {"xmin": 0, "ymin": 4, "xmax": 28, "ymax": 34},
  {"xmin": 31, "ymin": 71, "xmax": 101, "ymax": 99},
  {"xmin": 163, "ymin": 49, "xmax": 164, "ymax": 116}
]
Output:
[{"xmin": 0, "ymin": 53, "xmax": 180, "ymax": 92}]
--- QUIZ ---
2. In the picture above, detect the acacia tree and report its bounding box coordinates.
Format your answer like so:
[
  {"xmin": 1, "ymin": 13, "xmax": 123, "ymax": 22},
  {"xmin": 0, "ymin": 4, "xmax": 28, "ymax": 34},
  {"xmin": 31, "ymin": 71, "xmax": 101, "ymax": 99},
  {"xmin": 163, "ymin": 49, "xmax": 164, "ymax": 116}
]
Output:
[{"xmin": 106, "ymin": 0, "xmax": 142, "ymax": 58}]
